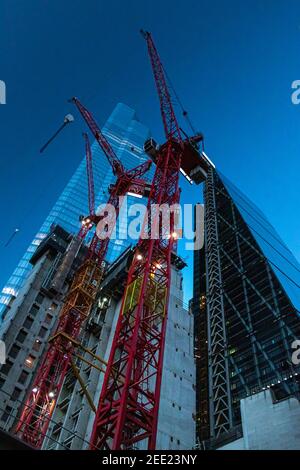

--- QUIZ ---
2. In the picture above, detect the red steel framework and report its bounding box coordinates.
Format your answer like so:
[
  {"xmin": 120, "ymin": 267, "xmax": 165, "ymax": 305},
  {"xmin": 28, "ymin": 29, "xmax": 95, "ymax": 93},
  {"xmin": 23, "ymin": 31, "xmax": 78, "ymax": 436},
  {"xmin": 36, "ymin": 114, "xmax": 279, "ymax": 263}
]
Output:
[
  {"xmin": 89, "ymin": 31, "xmax": 203, "ymax": 450},
  {"xmin": 15, "ymin": 99, "xmax": 151, "ymax": 448},
  {"xmin": 83, "ymin": 132, "xmax": 95, "ymax": 220}
]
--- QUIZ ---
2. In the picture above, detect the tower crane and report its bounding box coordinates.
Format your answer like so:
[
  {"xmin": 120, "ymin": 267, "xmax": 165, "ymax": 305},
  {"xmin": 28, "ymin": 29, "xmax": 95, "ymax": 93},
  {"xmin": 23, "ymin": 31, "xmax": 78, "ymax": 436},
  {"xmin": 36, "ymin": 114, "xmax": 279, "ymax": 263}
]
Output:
[
  {"xmin": 89, "ymin": 31, "xmax": 209, "ymax": 450},
  {"xmin": 16, "ymin": 100, "xmax": 152, "ymax": 448},
  {"xmin": 83, "ymin": 132, "xmax": 95, "ymax": 223},
  {"xmin": 77, "ymin": 132, "xmax": 96, "ymax": 240}
]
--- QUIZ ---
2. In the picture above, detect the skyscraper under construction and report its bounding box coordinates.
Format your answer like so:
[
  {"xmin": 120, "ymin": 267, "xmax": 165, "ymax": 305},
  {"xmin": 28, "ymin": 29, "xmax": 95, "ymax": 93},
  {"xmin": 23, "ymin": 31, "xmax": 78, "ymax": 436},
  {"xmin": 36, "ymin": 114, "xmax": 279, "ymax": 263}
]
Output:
[
  {"xmin": 193, "ymin": 168, "xmax": 300, "ymax": 448},
  {"xmin": 0, "ymin": 103, "xmax": 152, "ymax": 321}
]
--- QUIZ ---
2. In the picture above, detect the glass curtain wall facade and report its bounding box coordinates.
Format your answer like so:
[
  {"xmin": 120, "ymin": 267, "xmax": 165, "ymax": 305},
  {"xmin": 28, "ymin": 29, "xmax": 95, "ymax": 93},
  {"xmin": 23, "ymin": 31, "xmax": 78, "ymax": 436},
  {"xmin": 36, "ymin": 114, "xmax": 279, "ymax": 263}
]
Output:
[
  {"xmin": 193, "ymin": 168, "xmax": 300, "ymax": 446},
  {"xmin": 0, "ymin": 103, "xmax": 152, "ymax": 319}
]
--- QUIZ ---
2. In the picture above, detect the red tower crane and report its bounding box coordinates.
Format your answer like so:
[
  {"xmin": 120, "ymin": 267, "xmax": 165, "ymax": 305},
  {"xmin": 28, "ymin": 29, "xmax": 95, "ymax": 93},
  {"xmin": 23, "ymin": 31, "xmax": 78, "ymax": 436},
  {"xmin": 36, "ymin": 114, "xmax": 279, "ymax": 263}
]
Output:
[
  {"xmin": 16, "ymin": 100, "xmax": 151, "ymax": 448},
  {"xmin": 77, "ymin": 132, "xmax": 96, "ymax": 240},
  {"xmin": 83, "ymin": 132, "xmax": 95, "ymax": 219},
  {"xmin": 89, "ymin": 31, "xmax": 208, "ymax": 450}
]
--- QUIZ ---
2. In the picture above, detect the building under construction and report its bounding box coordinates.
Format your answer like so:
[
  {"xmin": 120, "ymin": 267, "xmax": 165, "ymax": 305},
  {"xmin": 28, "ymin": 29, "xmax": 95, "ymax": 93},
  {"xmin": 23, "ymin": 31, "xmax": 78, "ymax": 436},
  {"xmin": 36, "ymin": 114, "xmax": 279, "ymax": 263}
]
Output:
[
  {"xmin": 0, "ymin": 226, "xmax": 87, "ymax": 434},
  {"xmin": 0, "ymin": 102, "xmax": 152, "ymax": 319},
  {"xmin": 192, "ymin": 168, "xmax": 300, "ymax": 449},
  {"xmin": 4, "ymin": 30, "xmax": 210, "ymax": 452},
  {"xmin": 1, "ymin": 29, "xmax": 300, "ymax": 451},
  {"xmin": 0, "ymin": 225, "xmax": 195, "ymax": 450}
]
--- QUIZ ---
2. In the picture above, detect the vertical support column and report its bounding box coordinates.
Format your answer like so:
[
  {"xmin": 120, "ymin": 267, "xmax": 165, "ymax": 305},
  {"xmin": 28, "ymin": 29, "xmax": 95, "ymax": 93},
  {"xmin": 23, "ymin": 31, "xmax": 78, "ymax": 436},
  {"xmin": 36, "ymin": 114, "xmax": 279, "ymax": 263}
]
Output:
[
  {"xmin": 265, "ymin": 264, "xmax": 292, "ymax": 362},
  {"xmin": 231, "ymin": 201, "xmax": 262, "ymax": 390},
  {"xmin": 204, "ymin": 168, "xmax": 233, "ymax": 438}
]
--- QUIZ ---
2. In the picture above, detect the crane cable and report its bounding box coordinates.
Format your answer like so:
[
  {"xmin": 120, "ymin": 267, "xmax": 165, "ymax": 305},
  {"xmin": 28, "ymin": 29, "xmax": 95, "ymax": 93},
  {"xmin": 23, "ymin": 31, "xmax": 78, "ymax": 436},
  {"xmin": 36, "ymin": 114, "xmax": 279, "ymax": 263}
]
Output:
[{"xmin": 162, "ymin": 65, "xmax": 197, "ymax": 135}]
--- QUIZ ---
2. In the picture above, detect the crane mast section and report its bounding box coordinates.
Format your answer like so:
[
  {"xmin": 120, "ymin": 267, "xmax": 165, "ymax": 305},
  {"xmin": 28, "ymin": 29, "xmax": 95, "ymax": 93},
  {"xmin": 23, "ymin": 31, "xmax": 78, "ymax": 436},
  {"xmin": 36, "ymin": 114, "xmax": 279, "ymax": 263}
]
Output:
[
  {"xmin": 15, "ymin": 257, "xmax": 103, "ymax": 447},
  {"xmin": 89, "ymin": 140, "xmax": 182, "ymax": 450},
  {"xmin": 16, "ymin": 100, "xmax": 152, "ymax": 448},
  {"xmin": 83, "ymin": 132, "xmax": 95, "ymax": 216},
  {"xmin": 141, "ymin": 31, "xmax": 182, "ymax": 142},
  {"xmin": 71, "ymin": 97, "xmax": 124, "ymax": 176}
]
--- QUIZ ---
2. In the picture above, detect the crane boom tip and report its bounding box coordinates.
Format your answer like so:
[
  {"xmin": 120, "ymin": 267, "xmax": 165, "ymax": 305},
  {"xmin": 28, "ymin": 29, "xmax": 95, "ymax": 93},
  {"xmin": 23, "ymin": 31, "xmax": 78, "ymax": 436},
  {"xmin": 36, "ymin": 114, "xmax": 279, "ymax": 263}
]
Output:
[
  {"xmin": 140, "ymin": 29, "xmax": 150, "ymax": 39},
  {"xmin": 68, "ymin": 97, "xmax": 77, "ymax": 104}
]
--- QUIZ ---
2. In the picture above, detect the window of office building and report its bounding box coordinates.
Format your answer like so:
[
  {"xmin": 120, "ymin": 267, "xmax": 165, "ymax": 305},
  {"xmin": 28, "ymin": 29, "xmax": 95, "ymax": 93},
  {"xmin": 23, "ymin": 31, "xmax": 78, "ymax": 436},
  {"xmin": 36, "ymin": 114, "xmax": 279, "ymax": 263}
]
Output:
[
  {"xmin": 35, "ymin": 293, "xmax": 45, "ymax": 304},
  {"xmin": 9, "ymin": 344, "xmax": 20, "ymax": 359},
  {"xmin": 1, "ymin": 405, "xmax": 12, "ymax": 423},
  {"xmin": 44, "ymin": 313, "xmax": 53, "ymax": 325},
  {"xmin": 23, "ymin": 316, "xmax": 34, "ymax": 330},
  {"xmin": 29, "ymin": 304, "xmax": 40, "ymax": 317},
  {"xmin": 38, "ymin": 326, "xmax": 48, "ymax": 338},
  {"xmin": 24, "ymin": 355, "xmax": 35, "ymax": 369},
  {"xmin": 32, "ymin": 339, "xmax": 42, "ymax": 352},
  {"xmin": 16, "ymin": 329, "xmax": 27, "ymax": 343},
  {"xmin": 0, "ymin": 359, "xmax": 13, "ymax": 376},
  {"xmin": 11, "ymin": 387, "xmax": 22, "ymax": 401},
  {"xmin": 18, "ymin": 370, "xmax": 29, "ymax": 385}
]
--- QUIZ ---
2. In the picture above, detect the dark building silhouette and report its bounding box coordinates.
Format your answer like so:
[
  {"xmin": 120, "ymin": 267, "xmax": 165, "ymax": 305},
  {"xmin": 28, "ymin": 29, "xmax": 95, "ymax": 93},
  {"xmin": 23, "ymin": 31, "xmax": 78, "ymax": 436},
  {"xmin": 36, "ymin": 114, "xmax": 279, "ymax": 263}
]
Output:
[{"xmin": 193, "ymin": 168, "xmax": 300, "ymax": 447}]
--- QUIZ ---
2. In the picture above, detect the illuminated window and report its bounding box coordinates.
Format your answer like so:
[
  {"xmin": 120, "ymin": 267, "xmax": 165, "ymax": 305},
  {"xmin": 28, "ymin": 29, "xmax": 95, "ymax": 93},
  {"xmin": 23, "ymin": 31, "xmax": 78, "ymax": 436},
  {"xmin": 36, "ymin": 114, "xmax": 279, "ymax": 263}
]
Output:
[
  {"xmin": 24, "ymin": 355, "xmax": 35, "ymax": 368},
  {"xmin": 2, "ymin": 287, "xmax": 18, "ymax": 297},
  {"xmin": 32, "ymin": 339, "xmax": 41, "ymax": 352}
]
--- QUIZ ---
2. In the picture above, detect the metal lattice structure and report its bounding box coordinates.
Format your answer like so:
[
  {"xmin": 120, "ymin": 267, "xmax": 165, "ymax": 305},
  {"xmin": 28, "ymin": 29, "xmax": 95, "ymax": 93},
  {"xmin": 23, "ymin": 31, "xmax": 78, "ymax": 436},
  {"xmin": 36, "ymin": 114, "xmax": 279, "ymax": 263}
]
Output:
[
  {"xmin": 15, "ymin": 257, "xmax": 103, "ymax": 447},
  {"xmin": 204, "ymin": 168, "xmax": 232, "ymax": 437},
  {"xmin": 16, "ymin": 100, "xmax": 151, "ymax": 448},
  {"xmin": 83, "ymin": 132, "xmax": 95, "ymax": 217},
  {"xmin": 194, "ymin": 168, "xmax": 300, "ymax": 444},
  {"xmin": 89, "ymin": 31, "xmax": 207, "ymax": 450}
]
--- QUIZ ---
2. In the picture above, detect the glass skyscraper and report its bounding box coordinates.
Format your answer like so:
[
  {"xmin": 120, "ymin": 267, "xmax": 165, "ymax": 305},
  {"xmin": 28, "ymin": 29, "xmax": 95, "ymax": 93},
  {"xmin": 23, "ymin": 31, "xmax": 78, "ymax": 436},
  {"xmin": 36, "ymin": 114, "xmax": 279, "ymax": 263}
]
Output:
[
  {"xmin": 193, "ymin": 167, "xmax": 300, "ymax": 447},
  {"xmin": 0, "ymin": 103, "xmax": 152, "ymax": 318}
]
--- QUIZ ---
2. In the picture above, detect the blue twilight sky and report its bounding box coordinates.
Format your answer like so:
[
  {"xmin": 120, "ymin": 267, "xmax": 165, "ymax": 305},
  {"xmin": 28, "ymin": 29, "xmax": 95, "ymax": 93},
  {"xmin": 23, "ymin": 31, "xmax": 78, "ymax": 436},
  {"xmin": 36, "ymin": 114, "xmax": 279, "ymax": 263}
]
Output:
[{"xmin": 0, "ymin": 0, "xmax": 300, "ymax": 305}]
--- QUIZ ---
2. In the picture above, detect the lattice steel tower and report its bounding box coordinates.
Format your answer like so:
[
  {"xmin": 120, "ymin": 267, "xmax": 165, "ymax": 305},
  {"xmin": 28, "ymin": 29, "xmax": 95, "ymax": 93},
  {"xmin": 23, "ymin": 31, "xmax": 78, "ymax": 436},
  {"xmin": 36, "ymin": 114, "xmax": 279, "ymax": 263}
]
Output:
[{"xmin": 193, "ymin": 168, "xmax": 300, "ymax": 446}]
